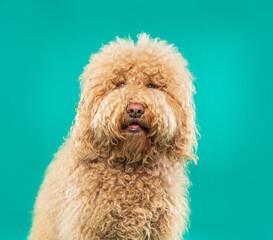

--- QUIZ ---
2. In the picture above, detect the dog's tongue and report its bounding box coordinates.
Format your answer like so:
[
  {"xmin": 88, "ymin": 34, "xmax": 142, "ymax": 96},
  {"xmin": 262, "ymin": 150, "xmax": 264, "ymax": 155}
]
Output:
[{"xmin": 129, "ymin": 124, "xmax": 141, "ymax": 130}]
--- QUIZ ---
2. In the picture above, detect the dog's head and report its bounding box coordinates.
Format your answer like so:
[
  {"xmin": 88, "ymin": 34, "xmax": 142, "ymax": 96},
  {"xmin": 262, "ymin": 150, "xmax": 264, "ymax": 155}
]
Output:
[{"xmin": 72, "ymin": 34, "xmax": 198, "ymax": 165}]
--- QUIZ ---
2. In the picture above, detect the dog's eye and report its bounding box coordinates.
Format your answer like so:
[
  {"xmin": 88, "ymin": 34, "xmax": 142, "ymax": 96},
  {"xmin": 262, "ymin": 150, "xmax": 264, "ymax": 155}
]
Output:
[
  {"xmin": 116, "ymin": 82, "xmax": 125, "ymax": 88},
  {"xmin": 147, "ymin": 83, "xmax": 156, "ymax": 89}
]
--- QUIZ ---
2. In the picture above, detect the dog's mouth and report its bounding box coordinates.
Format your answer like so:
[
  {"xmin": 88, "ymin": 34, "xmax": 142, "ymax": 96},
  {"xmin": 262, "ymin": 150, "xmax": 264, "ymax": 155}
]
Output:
[{"xmin": 122, "ymin": 120, "xmax": 148, "ymax": 133}]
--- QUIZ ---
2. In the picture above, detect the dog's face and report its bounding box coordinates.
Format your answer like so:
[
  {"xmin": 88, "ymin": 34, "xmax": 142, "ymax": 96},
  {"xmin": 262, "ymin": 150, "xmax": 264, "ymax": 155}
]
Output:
[
  {"xmin": 73, "ymin": 35, "xmax": 197, "ymax": 164},
  {"xmin": 90, "ymin": 66, "xmax": 178, "ymax": 163}
]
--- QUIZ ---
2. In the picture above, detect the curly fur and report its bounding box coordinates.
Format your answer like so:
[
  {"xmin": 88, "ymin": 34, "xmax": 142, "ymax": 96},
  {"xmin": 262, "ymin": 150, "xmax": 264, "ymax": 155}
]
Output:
[{"xmin": 29, "ymin": 33, "xmax": 198, "ymax": 240}]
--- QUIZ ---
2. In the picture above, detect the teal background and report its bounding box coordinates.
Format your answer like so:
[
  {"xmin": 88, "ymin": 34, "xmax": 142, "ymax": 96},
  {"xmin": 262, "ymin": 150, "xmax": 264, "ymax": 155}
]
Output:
[{"xmin": 1, "ymin": 0, "xmax": 273, "ymax": 239}]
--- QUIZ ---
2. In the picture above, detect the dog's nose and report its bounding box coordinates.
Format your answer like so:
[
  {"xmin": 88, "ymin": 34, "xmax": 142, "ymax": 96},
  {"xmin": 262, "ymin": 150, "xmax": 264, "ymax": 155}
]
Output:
[{"xmin": 126, "ymin": 103, "xmax": 145, "ymax": 118}]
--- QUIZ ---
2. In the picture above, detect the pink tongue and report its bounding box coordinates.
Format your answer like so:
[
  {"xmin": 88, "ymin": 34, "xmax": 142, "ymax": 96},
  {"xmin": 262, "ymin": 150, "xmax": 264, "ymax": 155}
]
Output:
[{"xmin": 129, "ymin": 124, "xmax": 140, "ymax": 129}]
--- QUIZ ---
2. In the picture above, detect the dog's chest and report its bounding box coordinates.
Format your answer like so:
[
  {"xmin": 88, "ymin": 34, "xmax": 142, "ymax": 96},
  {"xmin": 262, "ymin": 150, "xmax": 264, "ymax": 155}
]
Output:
[{"xmin": 60, "ymin": 161, "xmax": 185, "ymax": 239}]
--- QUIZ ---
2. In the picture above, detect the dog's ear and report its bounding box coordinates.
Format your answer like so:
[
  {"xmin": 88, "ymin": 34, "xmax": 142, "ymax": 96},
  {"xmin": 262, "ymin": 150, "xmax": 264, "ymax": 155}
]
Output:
[
  {"xmin": 69, "ymin": 93, "xmax": 95, "ymax": 157},
  {"xmin": 171, "ymin": 102, "xmax": 198, "ymax": 164},
  {"xmin": 168, "ymin": 71, "xmax": 199, "ymax": 165},
  {"xmin": 71, "ymin": 61, "xmax": 113, "ymax": 157}
]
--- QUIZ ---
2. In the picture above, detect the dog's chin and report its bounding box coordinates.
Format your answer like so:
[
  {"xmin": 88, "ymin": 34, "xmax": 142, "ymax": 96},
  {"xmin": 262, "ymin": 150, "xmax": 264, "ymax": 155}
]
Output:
[{"xmin": 118, "ymin": 127, "xmax": 151, "ymax": 163}]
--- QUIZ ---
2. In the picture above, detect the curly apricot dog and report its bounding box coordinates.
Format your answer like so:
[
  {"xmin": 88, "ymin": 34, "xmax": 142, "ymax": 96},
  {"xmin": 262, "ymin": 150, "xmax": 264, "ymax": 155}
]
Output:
[{"xmin": 29, "ymin": 33, "xmax": 198, "ymax": 240}]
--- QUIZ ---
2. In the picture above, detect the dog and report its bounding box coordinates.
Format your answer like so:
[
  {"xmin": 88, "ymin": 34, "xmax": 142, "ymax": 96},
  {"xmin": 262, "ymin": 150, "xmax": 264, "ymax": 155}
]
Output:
[{"xmin": 29, "ymin": 33, "xmax": 198, "ymax": 240}]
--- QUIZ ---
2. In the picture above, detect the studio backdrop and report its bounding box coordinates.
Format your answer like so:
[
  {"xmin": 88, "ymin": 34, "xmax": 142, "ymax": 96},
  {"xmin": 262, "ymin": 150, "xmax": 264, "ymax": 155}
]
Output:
[{"xmin": 0, "ymin": 0, "xmax": 272, "ymax": 239}]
